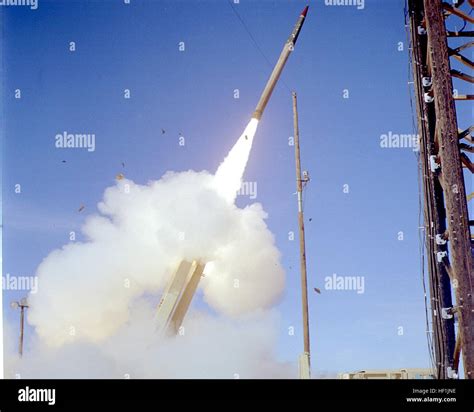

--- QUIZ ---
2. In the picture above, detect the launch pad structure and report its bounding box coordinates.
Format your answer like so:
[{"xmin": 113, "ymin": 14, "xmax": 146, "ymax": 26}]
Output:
[{"xmin": 155, "ymin": 260, "xmax": 205, "ymax": 335}]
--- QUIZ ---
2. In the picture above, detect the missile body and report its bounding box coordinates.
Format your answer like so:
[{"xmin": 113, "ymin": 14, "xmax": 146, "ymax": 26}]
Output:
[{"xmin": 252, "ymin": 6, "xmax": 309, "ymax": 120}]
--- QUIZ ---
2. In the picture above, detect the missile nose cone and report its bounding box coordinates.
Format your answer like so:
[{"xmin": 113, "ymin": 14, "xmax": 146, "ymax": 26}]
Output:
[{"xmin": 301, "ymin": 5, "xmax": 309, "ymax": 17}]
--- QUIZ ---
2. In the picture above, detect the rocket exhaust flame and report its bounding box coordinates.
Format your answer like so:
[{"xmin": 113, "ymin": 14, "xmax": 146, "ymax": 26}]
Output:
[{"xmin": 214, "ymin": 119, "xmax": 259, "ymax": 203}]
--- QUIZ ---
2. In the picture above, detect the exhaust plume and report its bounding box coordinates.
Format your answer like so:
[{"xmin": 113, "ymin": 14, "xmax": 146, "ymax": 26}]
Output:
[{"xmin": 214, "ymin": 118, "xmax": 259, "ymax": 203}]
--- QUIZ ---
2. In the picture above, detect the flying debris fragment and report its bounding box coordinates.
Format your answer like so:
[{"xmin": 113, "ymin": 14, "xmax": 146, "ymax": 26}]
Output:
[
  {"xmin": 78, "ymin": 205, "xmax": 85, "ymax": 212},
  {"xmin": 121, "ymin": 162, "xmax": 125, "ymax": 168},
  {"xmin": 116, "ymin": 173, "xmax": 125, "ymax": 181},
  {"xmin": 161, "ymin": 129, "xmax": 166, "ymax": 135},
  {"xmin": 313, "ymin": 287, "xmax": 321, "ymax": 294}
]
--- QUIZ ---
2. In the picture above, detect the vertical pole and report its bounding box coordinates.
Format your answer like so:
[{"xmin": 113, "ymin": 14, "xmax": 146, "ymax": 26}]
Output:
[
  {"xmin": 292, "ymin": 92, "xmax": 311, "ymax": 372},
  {"xmin": 19, "ymin": 305, "xmax": 25, "ymax": 357}
]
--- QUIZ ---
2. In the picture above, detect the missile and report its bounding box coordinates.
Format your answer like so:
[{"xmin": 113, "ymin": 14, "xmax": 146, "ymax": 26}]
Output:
[{"xmin": 252, "ymin": 6, "xmax": 309, "ymax": 120}]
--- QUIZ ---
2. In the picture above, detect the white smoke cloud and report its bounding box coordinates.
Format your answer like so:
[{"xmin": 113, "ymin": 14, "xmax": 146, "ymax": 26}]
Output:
[
  {"xmin": 6, "ymin": 300, "xmax": 293, "ymax": 379},
  {"xmin": 4, "ymin": 117, "xmax": 293, "ymax": 378},
  {"xmin": 5, "ymin": 162, "xmax": 288, "ymax": 377},
  {"xmin": 27, "ymin": 170, "xmax": 284, "ymax": 348}
]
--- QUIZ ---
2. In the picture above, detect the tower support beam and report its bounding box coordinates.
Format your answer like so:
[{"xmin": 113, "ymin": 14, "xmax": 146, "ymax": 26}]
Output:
[{"xmin": 423, "ymin": 0, "xmax": 474, "ymax": 378}]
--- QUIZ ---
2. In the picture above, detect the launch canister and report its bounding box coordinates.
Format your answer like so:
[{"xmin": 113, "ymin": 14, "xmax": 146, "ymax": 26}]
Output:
[{"xmin": 252, "ymin": 6, "xmax": 309, "ymax": 120}]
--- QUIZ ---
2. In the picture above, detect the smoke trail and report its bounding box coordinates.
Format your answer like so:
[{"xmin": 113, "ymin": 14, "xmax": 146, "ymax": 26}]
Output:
[{"xmin": 214, "ymin": 119, "xmax": 259, "ymax": 203}]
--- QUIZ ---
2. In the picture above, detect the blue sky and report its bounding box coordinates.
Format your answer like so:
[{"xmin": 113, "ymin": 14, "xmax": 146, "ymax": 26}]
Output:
[{"xmin": 3, "ymin": 0, "xmax": 470, "ymax": 376}]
